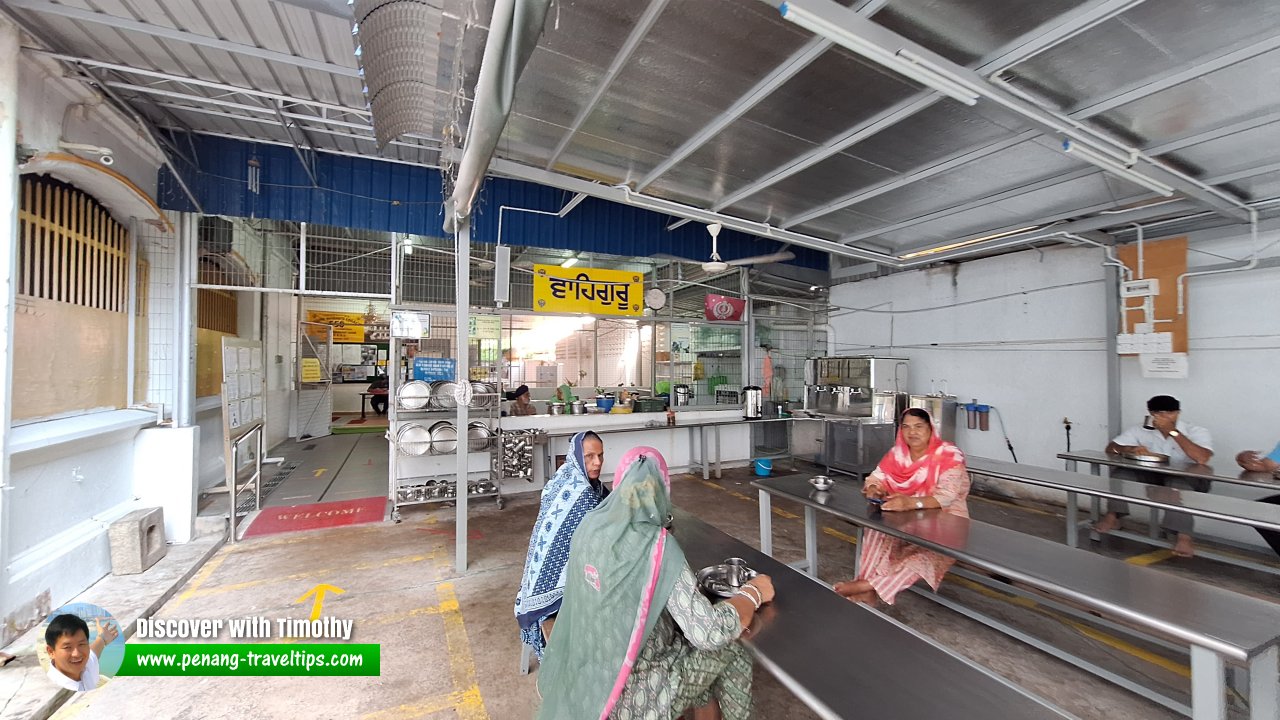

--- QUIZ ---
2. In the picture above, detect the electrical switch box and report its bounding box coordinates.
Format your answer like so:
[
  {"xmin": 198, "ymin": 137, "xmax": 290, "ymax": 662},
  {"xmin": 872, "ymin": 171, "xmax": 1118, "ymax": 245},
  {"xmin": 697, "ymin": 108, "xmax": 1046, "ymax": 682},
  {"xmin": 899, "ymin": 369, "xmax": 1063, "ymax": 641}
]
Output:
[{"xmin": 1121, "ymin": 278, "xmax": 1160, "ymax": 298}]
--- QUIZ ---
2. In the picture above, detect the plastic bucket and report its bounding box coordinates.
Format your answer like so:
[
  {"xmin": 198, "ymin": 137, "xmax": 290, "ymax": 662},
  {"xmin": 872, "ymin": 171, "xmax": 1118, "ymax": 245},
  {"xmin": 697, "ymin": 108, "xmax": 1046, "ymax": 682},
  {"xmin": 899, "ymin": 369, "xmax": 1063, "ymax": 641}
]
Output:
[
  {"xmin": 596, "ymin": 397, "xmax": 615, "ymax": 412},
  {"xmin": 753, "ymin": 458, "xmax": 773, "ymax": 477}
]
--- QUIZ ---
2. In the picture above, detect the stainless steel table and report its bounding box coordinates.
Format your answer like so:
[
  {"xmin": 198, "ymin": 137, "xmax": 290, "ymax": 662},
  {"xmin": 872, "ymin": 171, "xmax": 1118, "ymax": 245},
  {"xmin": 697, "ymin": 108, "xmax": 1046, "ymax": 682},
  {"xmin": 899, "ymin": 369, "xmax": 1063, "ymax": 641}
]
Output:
[
  {"xmin": 671, "ymin": 509, "xmax": 1074, "ymax": 720},
  {"xmin": 970, "ymin": 456, "xmax": 1280, "ymax": 575},
  {"xmin": 1059, "ymin": 450, "xmax": 1280, "ymax": 491},
  {"xmin": 752, "ymin": 474, "xmax": 1280, "ymax": 720}
]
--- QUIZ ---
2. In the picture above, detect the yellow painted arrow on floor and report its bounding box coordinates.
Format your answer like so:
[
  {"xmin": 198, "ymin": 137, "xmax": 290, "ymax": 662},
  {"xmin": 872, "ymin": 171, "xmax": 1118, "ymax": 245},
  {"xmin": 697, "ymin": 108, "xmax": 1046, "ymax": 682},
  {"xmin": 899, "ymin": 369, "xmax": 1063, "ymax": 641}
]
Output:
[
  {"xmin": 297, "ymin": 583, "xmax": 345, "ymax": 621},
  {"xmin": 313, "ymin": 468, "xmax": 328, "ymax": 478}
]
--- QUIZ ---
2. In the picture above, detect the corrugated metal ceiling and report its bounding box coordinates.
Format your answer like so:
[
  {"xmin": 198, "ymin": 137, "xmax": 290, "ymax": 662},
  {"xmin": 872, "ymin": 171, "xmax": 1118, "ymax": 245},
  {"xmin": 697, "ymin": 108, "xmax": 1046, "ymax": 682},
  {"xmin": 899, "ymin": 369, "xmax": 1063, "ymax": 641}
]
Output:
[{"xmin": 8, "ymin": 0, "xmax": 1280, "ymax": 262}]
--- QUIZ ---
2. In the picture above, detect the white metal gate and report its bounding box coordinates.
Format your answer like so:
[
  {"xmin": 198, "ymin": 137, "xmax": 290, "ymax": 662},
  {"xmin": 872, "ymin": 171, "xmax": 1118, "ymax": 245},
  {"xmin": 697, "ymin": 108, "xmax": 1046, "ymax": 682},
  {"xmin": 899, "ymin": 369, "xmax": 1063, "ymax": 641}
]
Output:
[{"xmin": 296, "ymin": 321, "xmax": 333, "ymax": 440}]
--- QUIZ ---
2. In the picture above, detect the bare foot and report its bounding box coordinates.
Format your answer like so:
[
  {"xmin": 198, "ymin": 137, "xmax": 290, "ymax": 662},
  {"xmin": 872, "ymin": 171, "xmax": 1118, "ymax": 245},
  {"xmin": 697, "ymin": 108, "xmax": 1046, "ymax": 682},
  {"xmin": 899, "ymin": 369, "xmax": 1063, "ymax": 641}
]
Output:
[
  {"xmin": 1172, "ymin": 533, "xmax": 1195, "ymax": 558},
  {"xmin": 1093, "ymin": 513, "xmax": 1121, "ymax": 533},
  {"xmin": 834, "ymin": 579, "xmax": 872, "ymax": 598},
  {"xmin": 849, "ymin": 590, "xmax": 878, "ymax": 605}
]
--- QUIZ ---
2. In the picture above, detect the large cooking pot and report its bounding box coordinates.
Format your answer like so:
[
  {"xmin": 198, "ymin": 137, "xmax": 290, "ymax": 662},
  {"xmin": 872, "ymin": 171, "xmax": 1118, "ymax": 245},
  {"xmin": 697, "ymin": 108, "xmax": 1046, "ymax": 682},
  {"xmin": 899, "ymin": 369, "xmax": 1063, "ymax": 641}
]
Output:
[
  {"xmin": 428, "ymin": 420, "xmax": 457, "ymax": 455},
  {"xmin": 743, "ymin": 386, "xmax": 763, "ymax": 420},
  {"xmin": 569, "ymin": 400, "xmax": 586, "ymax": 415},
  {"xmin": 549, "ymin": 402, "xmax": 566, "ymax": 415},
  {"xmin": 395, "ymin": 422, "xmax": 432, "ymax": 456},
  {"xmin": 398, "ymin": 381, "xmax": 432, "ymax": 410},
  {"xmin": 430, "ymin": 381, "xmax": 459, "ymax": 410}
]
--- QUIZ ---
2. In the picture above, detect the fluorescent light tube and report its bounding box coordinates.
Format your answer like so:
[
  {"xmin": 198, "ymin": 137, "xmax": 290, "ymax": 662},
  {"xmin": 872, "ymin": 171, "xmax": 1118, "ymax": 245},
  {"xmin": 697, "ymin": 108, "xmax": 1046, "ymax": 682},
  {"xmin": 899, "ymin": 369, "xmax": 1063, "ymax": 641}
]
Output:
[
  {"xmin": 560, "ymin": 256, "xmax": 579, "ymax": 268},
  {"xmin": 1062, "ymin": 140, "xmax": 1175, "ymax": 197},
  {"xmin": 779, "ymin": 0, "xmax": 979, "ymax": 106}
]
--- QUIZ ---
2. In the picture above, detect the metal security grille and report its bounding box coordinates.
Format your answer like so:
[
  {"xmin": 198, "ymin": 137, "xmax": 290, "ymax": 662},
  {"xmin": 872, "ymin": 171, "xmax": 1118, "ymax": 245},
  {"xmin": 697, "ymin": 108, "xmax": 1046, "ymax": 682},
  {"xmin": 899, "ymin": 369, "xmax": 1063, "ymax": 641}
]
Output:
[
  {"xmin": 753, "ymin": 307, "xmax": 828, "ymax": 403},
  {"xmin": 296, "ymin": 322, "xmax": 333, "ymax": 440},
  {"xmin": 136, "ymin": 220, "xmax": 178, "ymax": 409},
  {"xmin": 16, "ymin": 176, "xmax": 129, "ymax": 312}
]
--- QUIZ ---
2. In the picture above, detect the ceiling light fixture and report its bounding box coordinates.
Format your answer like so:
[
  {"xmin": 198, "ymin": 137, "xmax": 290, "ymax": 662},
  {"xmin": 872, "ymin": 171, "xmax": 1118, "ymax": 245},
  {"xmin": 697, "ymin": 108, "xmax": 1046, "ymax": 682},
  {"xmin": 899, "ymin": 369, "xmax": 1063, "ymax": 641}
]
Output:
[
  {"xmin": 560, "ymin": 256, "xmax": 580, "ymax": 268},
  {"xmin": 778, "ymin": 0, "xmax": 979, "ymax": 106},
  {"xmin": 1062, "ymin": 140, "xmax": 1175, "ymax": 198},
  {"xmin": 899, "ymin": 225, "xmax": 1041, "ymax": 260}
]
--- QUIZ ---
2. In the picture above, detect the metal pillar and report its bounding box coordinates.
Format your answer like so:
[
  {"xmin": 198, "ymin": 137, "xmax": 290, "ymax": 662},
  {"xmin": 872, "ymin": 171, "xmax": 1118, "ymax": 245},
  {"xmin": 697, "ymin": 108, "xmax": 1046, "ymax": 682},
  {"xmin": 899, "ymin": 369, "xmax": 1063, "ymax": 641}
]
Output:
[
  {"xmin": 1190, "ymin": 646, "xmax": 1227, "ymax": 720},
  {"xmin": 455, "ymin": 218, "xmax": 471, "ymax": 573},
  {"xmin": 126, "ymin": 219, "xmax": 138, "ymax": 404},
  {"xmin": 0, "ymin": 15, "xmax": 20, "ymax": 623},
  {"xmin": 1104, "ymin": 262, "xmax": 1122, "ymax": 439},
  {"xmin": 175, "ymin": 214, "xmax": 199, "ymax": 427}
]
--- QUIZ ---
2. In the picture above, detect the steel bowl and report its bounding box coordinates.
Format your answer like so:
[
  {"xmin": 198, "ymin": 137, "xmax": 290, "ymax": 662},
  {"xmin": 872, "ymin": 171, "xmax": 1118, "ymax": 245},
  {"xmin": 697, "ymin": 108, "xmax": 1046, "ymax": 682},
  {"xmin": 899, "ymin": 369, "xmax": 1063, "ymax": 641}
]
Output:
[
  {"xmin": 809, "ymin": 475, "xmax": 834, "ymax": 491},
  {"xmin": 1123, "ymin": 451, "xmax": 1170, "ymax": 465},
  {"xmin": 696, "ymin": 559, "xmax": 758, "ymax": 599}
]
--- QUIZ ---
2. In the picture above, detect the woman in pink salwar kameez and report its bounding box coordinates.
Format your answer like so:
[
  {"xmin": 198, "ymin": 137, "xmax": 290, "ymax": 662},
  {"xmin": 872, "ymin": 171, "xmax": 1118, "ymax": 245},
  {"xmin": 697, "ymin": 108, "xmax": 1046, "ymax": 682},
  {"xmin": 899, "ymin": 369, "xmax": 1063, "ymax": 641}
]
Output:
[{"xmin": 834, "ymin": 408, "xmax": 970, "ymax": 605}]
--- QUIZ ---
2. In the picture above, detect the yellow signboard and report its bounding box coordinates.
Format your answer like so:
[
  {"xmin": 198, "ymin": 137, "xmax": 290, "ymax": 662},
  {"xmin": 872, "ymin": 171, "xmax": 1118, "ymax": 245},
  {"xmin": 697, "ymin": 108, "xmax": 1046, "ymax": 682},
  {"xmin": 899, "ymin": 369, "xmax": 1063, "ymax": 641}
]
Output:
[
  {"xmin": 532, "ymin": 265, "xmax": 643, "ymax": 316},
  {"xmin": 300, "ymin": 357, "xmax": 323, "ymax": 382},
  {"xmin": 305, "ymin": 311, "xmax": 368, "ymax": 344}
]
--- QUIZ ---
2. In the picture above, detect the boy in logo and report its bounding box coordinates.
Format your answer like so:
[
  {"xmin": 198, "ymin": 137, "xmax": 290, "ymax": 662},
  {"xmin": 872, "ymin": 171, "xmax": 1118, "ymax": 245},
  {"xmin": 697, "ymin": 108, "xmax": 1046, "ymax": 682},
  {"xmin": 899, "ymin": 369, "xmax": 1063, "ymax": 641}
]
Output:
[{"xmin": 45, "ymin": 614, "xmax": 118, "ymax": 692}]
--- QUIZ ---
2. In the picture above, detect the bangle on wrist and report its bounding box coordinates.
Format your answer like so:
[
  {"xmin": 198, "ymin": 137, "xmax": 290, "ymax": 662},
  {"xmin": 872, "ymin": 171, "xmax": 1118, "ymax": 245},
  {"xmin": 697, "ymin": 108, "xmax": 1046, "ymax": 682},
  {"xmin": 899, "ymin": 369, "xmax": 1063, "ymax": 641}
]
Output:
[{"xmin": 738, "ymin": 589, "xmax": 760, "ymax": 610}]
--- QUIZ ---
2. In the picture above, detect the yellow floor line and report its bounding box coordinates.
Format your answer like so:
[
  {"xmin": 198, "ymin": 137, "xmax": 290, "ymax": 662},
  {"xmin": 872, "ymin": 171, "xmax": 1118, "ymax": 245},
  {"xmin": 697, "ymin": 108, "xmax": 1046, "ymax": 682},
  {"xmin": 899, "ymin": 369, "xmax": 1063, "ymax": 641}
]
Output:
[
  {"xmin": 970, "ymin": 494, "xmax": 1059, "ymax": 518},
  {"xmin": 166, "ymin": 552, "xmax": 229, "ymax": 610},
  {"xmin": 187, "ymin": 552, "xmax": 436, "ymax": 599},
  {"xmin": 949, "ymin": 576, "xmax": 1190, "ymax": 678},
  {"xmin": 823, "ymin": 526, "xmax": 860, "ymax": 545},
  {"xmin": 436, "ymin": 582, "xmax": 490, "ymax": 720},
  {"xmin": 360, "ymin": 689, "xmax": 478, "ymax": 720},
  {"xmin": 1125, "ymin": 549, "xmax": 1175, "ymax": 566}
]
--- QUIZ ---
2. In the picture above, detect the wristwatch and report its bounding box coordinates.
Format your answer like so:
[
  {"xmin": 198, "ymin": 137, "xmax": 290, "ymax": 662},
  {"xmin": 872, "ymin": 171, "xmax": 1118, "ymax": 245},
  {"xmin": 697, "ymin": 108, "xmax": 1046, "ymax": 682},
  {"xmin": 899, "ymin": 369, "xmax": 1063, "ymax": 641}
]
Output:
[
  {"xmin": 1169, "ymin": 430, "xmax": 1181, "ymax": 438},
  {"xmin": 915, "ymin": 499, "xmax": 925, "ymax": 510}
]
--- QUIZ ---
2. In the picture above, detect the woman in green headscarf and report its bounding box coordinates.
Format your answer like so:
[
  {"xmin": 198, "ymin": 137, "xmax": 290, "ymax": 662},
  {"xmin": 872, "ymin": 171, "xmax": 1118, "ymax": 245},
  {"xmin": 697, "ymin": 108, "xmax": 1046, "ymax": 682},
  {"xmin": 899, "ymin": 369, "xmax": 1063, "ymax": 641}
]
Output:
[{"xmin": 536, "ymin": 446, "xmax": 775, "ymax": 720}]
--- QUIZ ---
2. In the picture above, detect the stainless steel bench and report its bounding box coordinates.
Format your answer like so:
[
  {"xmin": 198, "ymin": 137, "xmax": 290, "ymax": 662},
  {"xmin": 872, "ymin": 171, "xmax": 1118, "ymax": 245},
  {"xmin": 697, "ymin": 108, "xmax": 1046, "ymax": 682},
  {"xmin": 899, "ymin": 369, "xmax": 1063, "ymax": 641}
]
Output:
[
  {"xmin": 970, "ymin": 455, "xmax": 1280, "ymax": 575},
  {"xmin": 753, "ymin": 474, "xmax": 1280, "ymax": 720},
  {"xmin": 671, "ymin": 510, "xmax": 1074, "ymax": 720}
]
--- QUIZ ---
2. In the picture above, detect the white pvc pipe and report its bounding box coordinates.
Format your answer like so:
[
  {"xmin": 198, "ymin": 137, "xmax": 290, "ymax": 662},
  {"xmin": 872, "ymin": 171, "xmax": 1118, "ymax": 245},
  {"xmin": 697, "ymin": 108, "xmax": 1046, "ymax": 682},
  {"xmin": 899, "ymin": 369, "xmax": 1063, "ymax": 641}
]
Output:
[
  {"xmin": 1176, "ymin": 209, "xmax": 1260, "ymax": 315},
  {"xmin": 0, "ymin": 15, "xmax": 19, "ymax": 614}
]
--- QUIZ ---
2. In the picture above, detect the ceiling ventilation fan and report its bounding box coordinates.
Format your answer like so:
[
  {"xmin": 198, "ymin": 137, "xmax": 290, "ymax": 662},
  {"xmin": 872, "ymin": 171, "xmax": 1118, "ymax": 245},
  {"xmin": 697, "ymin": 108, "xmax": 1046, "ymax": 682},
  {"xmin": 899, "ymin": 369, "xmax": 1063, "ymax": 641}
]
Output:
[{"xmin": 694, "ymin": 223, "xmax": 795, "ymax": 273}]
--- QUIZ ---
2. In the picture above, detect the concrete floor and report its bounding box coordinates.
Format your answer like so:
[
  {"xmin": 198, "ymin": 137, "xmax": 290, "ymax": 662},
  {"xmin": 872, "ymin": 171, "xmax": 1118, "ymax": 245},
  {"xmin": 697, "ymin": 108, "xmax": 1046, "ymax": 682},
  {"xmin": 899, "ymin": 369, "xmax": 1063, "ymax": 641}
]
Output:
[{"xmin": 30, "ymin": 435, "xmax": 1280, "ymax": 719}]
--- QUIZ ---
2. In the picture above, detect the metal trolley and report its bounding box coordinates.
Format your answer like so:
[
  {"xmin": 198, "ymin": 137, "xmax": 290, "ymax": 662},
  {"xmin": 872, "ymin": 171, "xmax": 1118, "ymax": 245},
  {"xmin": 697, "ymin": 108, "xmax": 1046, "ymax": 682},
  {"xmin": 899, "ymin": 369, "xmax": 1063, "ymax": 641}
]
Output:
[{"xmin": 386, "ymin": 308, "xmax": 505, "ymax": 522}]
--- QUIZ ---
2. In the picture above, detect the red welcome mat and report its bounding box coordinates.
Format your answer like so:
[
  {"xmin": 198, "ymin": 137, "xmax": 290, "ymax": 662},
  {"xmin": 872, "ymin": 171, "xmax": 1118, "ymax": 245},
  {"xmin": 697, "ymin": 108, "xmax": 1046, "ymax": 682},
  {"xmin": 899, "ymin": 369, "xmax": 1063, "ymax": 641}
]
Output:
[{"xmin": 242, "ymin": 497, "xmax": 386, "ymax": 538}]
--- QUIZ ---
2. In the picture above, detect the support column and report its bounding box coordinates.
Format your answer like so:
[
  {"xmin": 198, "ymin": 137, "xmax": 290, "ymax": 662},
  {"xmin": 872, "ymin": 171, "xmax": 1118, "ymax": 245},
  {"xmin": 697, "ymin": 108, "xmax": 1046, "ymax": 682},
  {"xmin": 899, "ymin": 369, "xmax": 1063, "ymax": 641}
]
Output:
[
  {"xmin": 0, "ymin": 16, "xmax": 20, "ymax": 627},
  {"xmin": 175, "ymin": 213, "xmax": 198, "ymax": 427},
  {"xmin": 1104, "ymin": 262, "xmax": 1121, "ymax": 439},
  {"xmin": 455, "ymin": 218, "xmax": 471, "ymax": 574}
]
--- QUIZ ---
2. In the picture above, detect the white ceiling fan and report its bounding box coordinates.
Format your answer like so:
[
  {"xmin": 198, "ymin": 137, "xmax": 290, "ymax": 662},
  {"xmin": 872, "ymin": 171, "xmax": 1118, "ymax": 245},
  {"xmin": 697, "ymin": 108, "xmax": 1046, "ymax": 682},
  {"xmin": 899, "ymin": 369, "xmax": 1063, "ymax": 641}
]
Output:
[{"xmin": 671, "ymin": 223, "xmax": 796, "ymax": 273}]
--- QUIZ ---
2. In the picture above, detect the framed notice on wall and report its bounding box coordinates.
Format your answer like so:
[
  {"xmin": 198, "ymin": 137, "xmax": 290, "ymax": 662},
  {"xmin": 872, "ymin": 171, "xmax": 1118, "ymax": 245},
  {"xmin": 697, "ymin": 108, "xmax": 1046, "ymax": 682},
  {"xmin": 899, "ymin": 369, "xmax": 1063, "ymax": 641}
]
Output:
[
  {"xmin": 532, "ymin": 264, "xmax": 643, "ymax": 316},
  {"xmin": 221, "ymin": 337, "xmax": 266, "ymax": 435}
]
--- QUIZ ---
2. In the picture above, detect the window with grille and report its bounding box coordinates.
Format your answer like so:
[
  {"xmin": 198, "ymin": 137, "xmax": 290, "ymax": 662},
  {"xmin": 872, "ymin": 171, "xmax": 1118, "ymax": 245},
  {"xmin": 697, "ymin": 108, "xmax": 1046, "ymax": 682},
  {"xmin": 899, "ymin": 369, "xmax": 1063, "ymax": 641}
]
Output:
[{"xmin": 13, "ymin": 176, "xmax": 136, "ymax": 421}]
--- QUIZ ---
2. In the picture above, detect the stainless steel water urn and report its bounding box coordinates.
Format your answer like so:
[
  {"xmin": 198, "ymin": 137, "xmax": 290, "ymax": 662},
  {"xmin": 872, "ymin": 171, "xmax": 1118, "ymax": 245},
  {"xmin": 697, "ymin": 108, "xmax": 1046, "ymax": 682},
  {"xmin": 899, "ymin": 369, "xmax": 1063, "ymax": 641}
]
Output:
[
  {"xmin": 674, "ymin": 384, "xmax": 692, "ymax": 406},
  {"xmin": 743, "ymin": 386, "xmax": 763, "ymax": 419}
]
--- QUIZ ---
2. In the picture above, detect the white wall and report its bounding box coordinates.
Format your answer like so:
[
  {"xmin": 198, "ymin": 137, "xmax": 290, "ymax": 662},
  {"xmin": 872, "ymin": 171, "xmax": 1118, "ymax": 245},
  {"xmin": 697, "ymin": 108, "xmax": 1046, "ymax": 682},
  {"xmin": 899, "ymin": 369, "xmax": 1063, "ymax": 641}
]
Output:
[
  {"xmin": 2, "ymin": 51, "xmax": 170, "ymax": 645},
  {"xmin": 830, "ymin": 225, "xmax": 1280, "ymax": 546},
  {"xmin": 830, "ymin": 244, "xmax": 1113, "ymax": 469},
  {"xmin": 16, "ymin": 52, "xmax": 162, "ymax": 201}
]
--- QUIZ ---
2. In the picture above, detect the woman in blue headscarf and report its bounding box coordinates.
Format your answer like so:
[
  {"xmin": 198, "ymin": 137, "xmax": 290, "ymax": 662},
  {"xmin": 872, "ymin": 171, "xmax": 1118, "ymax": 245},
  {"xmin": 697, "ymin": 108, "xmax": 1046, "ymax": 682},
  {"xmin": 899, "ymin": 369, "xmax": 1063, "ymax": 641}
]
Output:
[
  {"xmin": 537, "ymin": 446, "xmax": 773, "ymax": 720},
  {"xmin": 515, "ymin": 431, "xmax": 606, "ymax": 657}
]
